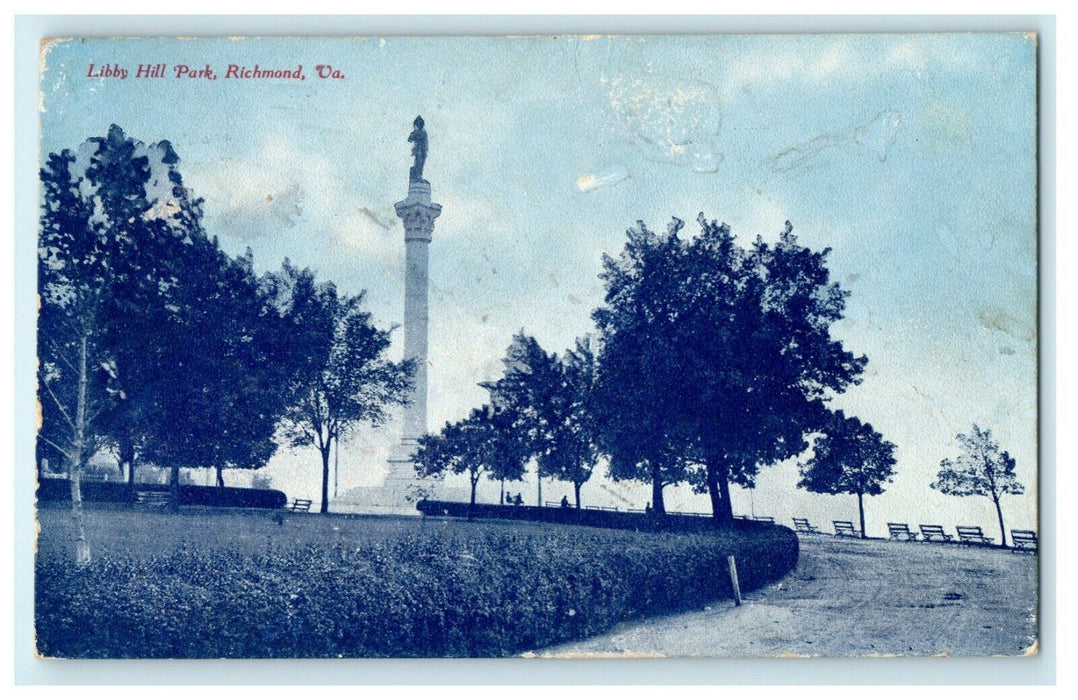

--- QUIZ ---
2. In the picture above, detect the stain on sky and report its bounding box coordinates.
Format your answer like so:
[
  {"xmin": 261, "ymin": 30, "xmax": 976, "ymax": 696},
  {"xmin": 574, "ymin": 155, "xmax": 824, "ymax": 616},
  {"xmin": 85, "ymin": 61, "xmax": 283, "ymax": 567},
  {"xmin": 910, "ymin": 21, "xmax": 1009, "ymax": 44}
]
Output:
[
  {"xmin": 771, "ymin": 110, "xmax": 903, "ymax": 174},
  {"xmin": 605, "ymin": 72, "xmax": 724, "ymax": 173}
]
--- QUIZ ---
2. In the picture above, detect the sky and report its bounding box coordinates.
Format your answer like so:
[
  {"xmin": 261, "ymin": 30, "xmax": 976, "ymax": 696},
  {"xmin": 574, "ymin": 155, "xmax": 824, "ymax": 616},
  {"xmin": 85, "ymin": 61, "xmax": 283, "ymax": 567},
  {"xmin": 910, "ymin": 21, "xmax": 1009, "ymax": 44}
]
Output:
[{"xmin": 37, "ymin": 34, "xmax": 1038, "ymax": 534}]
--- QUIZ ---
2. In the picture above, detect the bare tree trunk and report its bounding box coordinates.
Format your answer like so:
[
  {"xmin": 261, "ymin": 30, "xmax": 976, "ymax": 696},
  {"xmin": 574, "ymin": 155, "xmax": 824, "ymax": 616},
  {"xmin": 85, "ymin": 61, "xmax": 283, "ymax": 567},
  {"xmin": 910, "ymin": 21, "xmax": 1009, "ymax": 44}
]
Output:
[
  {"xmin": 717, "ymin": 473, "xmax": 734, "ymax": 524},
  {"xmin": 120, "ymin": 440, "xmax": 136, "ymax": 487},
  {"xmin": 320, "ymin": 441, "xmax": 332, "ymax": 514},
  {"xmin": 70, "ymin": 334, "xmax": 91, "ymax": 567},
  {"xmin": 170, "ymin": 463, "xmax": 181, "ymax": 510},
  {"xmin": 537, "ymin": 473, "xmax": 542, "ymax": 506},
  {"xmin": 857, "ymin": 492, "xmax": 867, "ymax": 539},
  {"xmin": 574, "ymin": 481, "xmax": 582, "ymax": 509},
  {"xmin": 468, "ymin": 474, "xmax": 479, "ymax": 521},
  {"xmin": 993, "ymin": 493, "xmax": 1008, "ymax": 548},
  {"xmin": 650, "ymin": 465, "xmax": 666, "ymax": 515},
  {"xmin": 705, "ymin": 467, "xmax": 722, "ymax": 521},
  {"xmin": 706, "ymin": 458, "xmax": 734, "ymax": 525},
  {"xmin": 500, "ymin": 477, "xmax": 505, "ymax": 505},
  {"xmin": 216, "ymin": 464, "xmax": 225, "ymax": 487}
]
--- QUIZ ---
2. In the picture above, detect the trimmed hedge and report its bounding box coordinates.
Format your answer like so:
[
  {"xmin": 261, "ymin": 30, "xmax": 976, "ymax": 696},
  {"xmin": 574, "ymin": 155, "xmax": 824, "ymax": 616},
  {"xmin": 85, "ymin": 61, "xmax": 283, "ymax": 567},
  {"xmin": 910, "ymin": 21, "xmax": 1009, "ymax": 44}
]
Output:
[
  {"xmin": 36, "ymin": 478, "xmax": 287, "ymax": 510},
  {"xmin": 36, "ymin": 523, "xmax": 798, "ymax": 658},
  {"xmin": 419, "ymin": 498, "xmax": 758, "ymax": 534}
]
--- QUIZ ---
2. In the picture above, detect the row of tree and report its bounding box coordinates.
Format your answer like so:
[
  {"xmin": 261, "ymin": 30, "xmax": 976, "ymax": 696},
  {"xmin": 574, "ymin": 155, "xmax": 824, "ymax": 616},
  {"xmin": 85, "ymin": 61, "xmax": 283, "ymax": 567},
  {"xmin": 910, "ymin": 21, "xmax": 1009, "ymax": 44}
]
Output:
[
  {"xmin": 415, "ymin": 215, "xmax": 881, "ymax": 523},
  {"xmin": 38, "ymin": 126, "xmax": 414, "ymax": 562},
  {"xmin": 414, "ymin": 215, "xmax": 1026, "ymax": 545}
]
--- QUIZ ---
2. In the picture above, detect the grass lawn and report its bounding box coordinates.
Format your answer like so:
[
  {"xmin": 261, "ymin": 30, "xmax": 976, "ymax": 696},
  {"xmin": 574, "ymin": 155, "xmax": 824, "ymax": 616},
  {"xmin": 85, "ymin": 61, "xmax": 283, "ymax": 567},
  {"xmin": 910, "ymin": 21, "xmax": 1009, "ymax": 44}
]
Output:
[{"xmin": 36, "ymin": 501, "xmax": 520, "ymax": 560}]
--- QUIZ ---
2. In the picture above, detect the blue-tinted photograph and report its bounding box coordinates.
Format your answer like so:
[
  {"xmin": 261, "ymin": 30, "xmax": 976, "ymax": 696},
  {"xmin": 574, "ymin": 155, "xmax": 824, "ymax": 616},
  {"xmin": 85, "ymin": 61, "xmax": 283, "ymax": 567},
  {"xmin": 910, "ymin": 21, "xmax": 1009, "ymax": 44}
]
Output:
[{"xmin": 34, "ymin": 34, "xmax": 1037, "ymax": 658}]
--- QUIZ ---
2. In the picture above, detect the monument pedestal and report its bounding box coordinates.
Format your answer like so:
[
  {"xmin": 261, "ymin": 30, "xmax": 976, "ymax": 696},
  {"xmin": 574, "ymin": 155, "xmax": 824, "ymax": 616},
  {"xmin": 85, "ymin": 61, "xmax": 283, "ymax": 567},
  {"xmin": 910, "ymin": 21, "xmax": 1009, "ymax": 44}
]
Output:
[{"xmin": 350, "ymin": 441, "xmax": 440, "ymax": 515}]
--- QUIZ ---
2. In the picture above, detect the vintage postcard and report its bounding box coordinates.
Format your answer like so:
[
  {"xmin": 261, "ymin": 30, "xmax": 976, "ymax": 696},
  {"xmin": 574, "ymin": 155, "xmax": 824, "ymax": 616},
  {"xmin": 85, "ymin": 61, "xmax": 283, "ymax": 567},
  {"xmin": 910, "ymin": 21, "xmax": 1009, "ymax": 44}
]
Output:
[{"xmin": 33, "ymin": 33, "xmax": 1038, "ymax": 660}]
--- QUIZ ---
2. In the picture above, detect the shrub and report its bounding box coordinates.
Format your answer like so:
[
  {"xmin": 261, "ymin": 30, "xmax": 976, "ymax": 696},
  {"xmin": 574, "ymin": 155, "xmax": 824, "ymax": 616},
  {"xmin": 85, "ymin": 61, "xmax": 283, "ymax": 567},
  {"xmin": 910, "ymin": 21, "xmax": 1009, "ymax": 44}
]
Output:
[
  {"xmin": 35, "ymin": 524, "xmax": 797, "ymax": 658},
  {"xmin": 36, "ymin": 478, "xmax": 286, "ymax": 509}
]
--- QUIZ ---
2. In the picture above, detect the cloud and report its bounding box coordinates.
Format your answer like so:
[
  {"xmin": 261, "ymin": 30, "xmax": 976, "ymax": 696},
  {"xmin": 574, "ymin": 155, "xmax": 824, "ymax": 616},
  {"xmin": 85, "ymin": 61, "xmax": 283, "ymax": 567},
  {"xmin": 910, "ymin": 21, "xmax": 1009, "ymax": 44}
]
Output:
[
  {"xmin": 324, "ymin": 204, "xmax": 399, "ymax": 266},
  {"xmin": 214, "ymin": 181, "xmax": 305, "ymax": 241}
]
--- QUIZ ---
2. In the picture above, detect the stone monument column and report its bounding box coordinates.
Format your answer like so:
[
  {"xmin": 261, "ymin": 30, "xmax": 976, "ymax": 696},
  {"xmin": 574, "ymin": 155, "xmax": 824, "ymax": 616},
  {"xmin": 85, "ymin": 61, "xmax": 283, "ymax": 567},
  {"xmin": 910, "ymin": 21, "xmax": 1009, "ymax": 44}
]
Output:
[{"xmin": 384, "ymin": 116, "xmax": 441, "ymax": 500}]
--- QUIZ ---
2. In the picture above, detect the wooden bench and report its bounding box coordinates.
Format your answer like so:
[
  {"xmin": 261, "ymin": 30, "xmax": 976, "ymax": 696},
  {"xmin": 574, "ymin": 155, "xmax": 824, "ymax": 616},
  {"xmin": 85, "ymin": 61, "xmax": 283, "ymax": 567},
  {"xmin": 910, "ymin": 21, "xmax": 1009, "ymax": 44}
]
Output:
[
  {"xmin": 1010, "ymin": 529, "xmax": 1038, "ymax": 552},
  {"xmin": 919, "ymin": 524, "xmax": 953, "ymax": 542},
  {"xmin": 792, "ymin": 517, "xmax": 821, "ymax": 534},
  {"xmin": 833, "ymin": 520, "xmax": 860, "ymax": 538},
  {"xmin": 887, "ymin": 522, "xmax": 919, "ymax": 541},
  {"xmin": 135, "ymin": 490, "xmax": 170, "ymax": 507},
  {"xmin": 752, "ymin": 515, "xmax": 775, "ymax": 523},
  {"xmin": 956, "ymin": 525, "xmax": 994, "ymax": 546},
  {"xmin": 585, "ymin": 505, "xmax": 618, "ymax": 512},
  {"xmin": 285, "ymin": 498, "xmax": 312, "ymax": 512}
]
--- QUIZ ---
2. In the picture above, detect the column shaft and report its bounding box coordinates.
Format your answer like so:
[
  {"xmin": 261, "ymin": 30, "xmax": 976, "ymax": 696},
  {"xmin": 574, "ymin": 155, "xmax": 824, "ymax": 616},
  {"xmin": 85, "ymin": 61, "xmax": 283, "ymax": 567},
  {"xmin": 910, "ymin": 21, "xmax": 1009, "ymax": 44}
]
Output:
[{"xmin": 402, "ymin": 238, "xmax": 429, "ymax": 442}]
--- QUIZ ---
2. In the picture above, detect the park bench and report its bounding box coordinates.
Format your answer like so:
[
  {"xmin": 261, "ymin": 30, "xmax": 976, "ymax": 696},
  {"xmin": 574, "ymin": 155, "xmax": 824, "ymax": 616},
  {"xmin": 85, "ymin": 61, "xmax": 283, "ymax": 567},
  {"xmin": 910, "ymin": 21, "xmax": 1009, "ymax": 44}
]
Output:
[
  {"xmin": 752, "ymin": 516, "xmax": 775, "ymax": 523},
  {"xmin": 833, "ymin": 520, "xmax": 860, "ymax": 538},
  {"xmin": 285, "ymin": 498, "xmax": 312, "ymax": 512},
  {"xmin": 585, "ymin": 505, "xmax": 618, "ymax": 512},
  {"xmin": 956, "ymin": 525, "xmax": 994, "ymax": 546},
  {"xmin": 135, "ymin": 490, "xmax": 170, "ymax": 507},
  {"xmin": 887, "ymin": 522, "xmax": 919, "ymax": 541},
  {"xmin": 919, "ymin": 524, "xmax": 954, "ymax": 542},
  {"xmin": 792, "ymin": 517, "xmax": 821, "ymax": 534},
  {"xmin": 1010, "ymin": 529, "xmax": 1038, "ymax": 552}
]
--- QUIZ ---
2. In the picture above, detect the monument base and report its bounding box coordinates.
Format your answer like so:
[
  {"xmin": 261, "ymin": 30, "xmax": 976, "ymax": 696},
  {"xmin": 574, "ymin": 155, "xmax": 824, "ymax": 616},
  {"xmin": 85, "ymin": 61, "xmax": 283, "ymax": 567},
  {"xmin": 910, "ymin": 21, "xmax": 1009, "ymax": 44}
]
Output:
[{"xmin": 333, "ymin": 444, "xmax": 440, "ymax": 515}]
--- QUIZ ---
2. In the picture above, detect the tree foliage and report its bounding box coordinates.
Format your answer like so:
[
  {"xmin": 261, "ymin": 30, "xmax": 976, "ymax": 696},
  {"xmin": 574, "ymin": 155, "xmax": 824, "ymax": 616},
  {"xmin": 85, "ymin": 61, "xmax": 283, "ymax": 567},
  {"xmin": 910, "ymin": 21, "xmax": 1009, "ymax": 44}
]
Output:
[
  {"xmin": 798, "ymin": 410, "xmax": 897, "ymax": 537},
  {"xmin": 123, "ymin": 245, "xmax": 291, "ymax": 488},
  {"xmin": 541, "ymin": 337, "xmax": 601, "ymax": 507},
  {"xmin": 39, "ymin": 125, "xmax": 294, "ymax": 508},
  {"xmin": 932, "ymin": 424, "xmax": 1023, "ymax": 547},
  {"xmin": 413, "ymin": 405, "xmax": 528, "ymax": 507},
  {"xmin": 593, "ymin": 214, "xmax": 865, "ymax": 522},
  {"xmin": 271, "ymin": 262, "xmax": 415, "ymax": 513},
  {"xmin": 38, "ymin": 126, "xmax": 213, "ymax": 560},
  {"xmin": 481, "ymin": 332, "xmax": 601, "ymax": 507}
]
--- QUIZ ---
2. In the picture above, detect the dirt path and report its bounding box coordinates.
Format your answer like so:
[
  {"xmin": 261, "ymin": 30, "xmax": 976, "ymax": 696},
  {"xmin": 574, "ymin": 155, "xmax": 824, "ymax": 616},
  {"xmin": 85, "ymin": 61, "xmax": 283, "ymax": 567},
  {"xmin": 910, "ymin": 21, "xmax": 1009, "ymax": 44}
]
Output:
[{"xmin": 540, "ymin": 535, "xmax": 1038, "ymax": 657}]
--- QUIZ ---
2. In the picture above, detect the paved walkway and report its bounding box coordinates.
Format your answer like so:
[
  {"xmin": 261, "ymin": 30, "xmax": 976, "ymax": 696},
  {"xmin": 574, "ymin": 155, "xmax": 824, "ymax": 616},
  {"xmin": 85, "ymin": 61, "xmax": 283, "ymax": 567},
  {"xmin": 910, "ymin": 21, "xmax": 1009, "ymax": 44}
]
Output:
[{"xmin": 539, "ymin": 535, "xmax": 1038, "ymax": 657}]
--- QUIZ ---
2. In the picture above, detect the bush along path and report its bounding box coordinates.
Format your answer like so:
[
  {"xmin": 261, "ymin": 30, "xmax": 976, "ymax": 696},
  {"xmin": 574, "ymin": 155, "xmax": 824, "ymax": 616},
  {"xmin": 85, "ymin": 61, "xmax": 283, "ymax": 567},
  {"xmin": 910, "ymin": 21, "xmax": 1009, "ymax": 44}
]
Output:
[{"xmin": 36, "ymin": 524, "xmax": 797, "ymax": 658}]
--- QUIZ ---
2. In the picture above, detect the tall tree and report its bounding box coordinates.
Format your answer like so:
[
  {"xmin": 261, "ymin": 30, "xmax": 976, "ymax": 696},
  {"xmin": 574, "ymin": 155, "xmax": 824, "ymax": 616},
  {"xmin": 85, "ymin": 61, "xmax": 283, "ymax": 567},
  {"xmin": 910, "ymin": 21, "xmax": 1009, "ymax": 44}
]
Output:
[
  {"xmin": 481, "ymin": 333, "xmax": 564, "ymax": 505},
  {"xmin": 126, "ymin": 243, "xmax": 291, "ymax": 493},
  {"xmin": 540, "ymin": 337, "xmax": 601, "ymax": 508},
  {"xmin": 593, "ymin": 215, "xmax": 865, "ymax": 524},
  {"xmin": 798, "ymin": 410, "xmax": 897, "ymax": 539},
  {"xmin": 38, "ymin": 126, "xmax": 198, "ymax": 563},
  {"xmin": 273, "ymin": 263, "xmax": 415, "ymax": 513},
  {"xmin": 592, "ymin": 221, "xmax": 698, "ymax": 514},
  {"xmin": 413, "ymin": 405, "xmax": 528, "ymax": 508},
  {"xmin": 931, "ymin": 424, "xmax": 1024, "ymax": 548},
  {"xmin": 482, "ymin": 333, "xmax": 602, "ymax": 508}
]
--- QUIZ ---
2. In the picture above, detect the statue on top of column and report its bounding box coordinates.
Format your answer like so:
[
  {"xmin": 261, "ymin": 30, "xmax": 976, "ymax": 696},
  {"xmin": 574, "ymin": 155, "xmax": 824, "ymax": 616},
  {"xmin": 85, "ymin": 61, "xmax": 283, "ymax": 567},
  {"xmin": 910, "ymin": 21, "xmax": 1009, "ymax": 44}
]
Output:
[{"xmin": 408, "ymin": 115, "xmax": 428, "ymax": 183}]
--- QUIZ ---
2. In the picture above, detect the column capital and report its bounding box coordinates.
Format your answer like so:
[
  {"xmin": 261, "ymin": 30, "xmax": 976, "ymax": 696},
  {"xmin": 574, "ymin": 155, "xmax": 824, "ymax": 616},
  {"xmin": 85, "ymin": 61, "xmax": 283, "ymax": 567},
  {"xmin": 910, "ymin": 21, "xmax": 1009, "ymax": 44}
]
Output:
[{"xmin": 395, "ymin": 198, "xmax": 441, "ymax": 243}]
